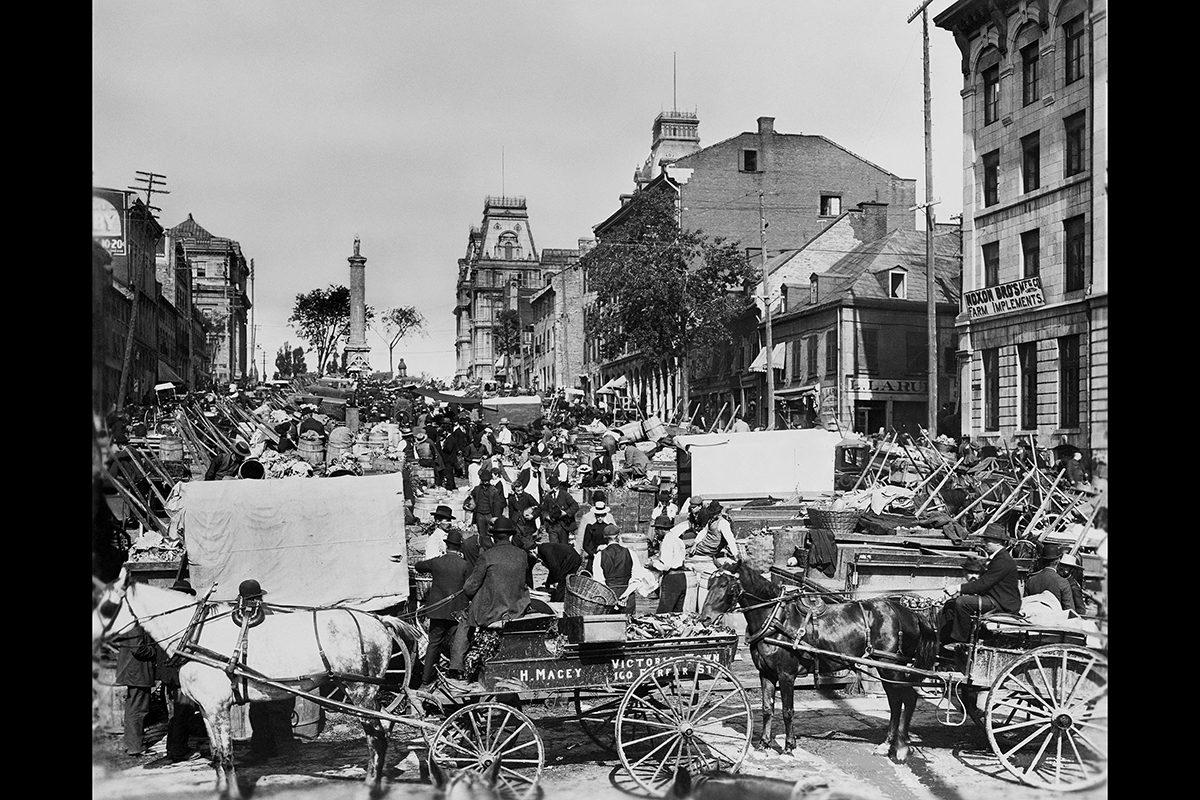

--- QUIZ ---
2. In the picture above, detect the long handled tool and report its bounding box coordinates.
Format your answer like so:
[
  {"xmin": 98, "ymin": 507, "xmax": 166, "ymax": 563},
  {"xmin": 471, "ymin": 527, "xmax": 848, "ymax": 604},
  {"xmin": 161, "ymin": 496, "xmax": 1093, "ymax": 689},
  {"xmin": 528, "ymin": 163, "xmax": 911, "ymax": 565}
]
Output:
[{"xmin": 915, "ymin": 457, "xmax": 965, "ymax": 516}]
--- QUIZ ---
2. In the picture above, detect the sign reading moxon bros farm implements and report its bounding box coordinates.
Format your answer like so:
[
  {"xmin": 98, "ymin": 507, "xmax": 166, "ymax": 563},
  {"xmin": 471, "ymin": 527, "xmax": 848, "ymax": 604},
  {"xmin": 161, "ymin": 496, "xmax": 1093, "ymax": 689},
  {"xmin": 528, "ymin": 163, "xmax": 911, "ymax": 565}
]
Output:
[{"xmin": 964, "ymin": 277, "xmax": 1046, "ymax": 320}]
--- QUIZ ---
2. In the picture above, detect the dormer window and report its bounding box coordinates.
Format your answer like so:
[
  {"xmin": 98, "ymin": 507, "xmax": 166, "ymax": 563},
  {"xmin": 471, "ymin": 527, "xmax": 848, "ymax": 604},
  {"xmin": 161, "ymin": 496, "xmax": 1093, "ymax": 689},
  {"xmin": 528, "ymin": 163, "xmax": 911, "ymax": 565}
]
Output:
[
  {"xmin": 889, "ymin": 268, "xmax": 907, "ymax": 299},
  {"xmin": 741, "ymin": 149, "xmax": 759, "ymax": 172},
  {"xmin": 809, "ymin": 275, "xmax": 818, "ymax": 305}
]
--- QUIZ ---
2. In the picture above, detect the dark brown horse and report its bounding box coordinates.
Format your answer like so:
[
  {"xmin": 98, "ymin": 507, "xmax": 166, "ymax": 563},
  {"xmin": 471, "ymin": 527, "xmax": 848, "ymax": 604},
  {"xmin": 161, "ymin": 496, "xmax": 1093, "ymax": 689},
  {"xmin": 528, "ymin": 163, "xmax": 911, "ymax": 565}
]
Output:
[{"xmin": 701, "ymin": 560, "xmax": 937, "ymax": 761}]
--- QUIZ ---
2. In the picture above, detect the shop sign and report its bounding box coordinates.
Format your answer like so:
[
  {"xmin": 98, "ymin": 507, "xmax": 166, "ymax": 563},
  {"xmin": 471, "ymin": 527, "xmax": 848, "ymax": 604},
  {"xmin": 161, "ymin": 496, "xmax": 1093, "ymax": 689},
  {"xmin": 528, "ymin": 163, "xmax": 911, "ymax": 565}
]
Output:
[
  {"xmin": 93, "ymin": 189, "xmax": 128, "ymax": 257},
  {"xmin": 846, "ymin": 376, "xmax": 927, "ymax": 395},
  {"xmin": 963, "ymin": 277, "xmax": 1045, "ymax": 320}
]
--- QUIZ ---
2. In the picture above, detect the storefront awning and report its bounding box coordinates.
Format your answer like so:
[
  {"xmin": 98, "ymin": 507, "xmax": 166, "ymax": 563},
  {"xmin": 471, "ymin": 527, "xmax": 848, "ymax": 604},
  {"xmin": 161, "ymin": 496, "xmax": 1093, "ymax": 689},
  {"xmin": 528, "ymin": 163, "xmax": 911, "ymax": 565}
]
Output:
[
  {"xmin": 776, "ymin": 381, "xmax": 820, "ymax": 397},
  {"xmin": 157, "ymin": 359, "xmax": 184, "ymax": 383},
  {"xmin": 494, "ymin": 354, "xmax": 509, "ymax": 370},
  {"xmin": 596, "ymin": 374, "xmax": 628, "ymax": 394},
  {"xmin": 748, "ymin": 343, "xmax": 785, "ymax": 372}
]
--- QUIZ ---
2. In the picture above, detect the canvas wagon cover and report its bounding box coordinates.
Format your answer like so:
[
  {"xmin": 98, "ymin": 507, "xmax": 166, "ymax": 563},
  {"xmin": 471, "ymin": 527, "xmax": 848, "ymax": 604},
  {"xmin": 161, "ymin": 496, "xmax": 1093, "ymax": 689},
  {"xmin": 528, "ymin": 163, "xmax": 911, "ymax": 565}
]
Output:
[{"xmin": 182, "ymin": 472, "xmax": 408, "ymax": 609}]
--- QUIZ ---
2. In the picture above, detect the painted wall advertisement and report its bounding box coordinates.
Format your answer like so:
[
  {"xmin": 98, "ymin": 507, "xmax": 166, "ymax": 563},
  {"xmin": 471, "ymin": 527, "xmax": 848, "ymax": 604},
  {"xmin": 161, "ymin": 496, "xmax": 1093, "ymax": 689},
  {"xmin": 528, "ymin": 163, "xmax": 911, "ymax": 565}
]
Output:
[
  {"xmin": 963, "ymin": 277, "xmax": 1046, "ymax": 320},
  {"xmin": 93, "ymin": 188, "xmax": 128, "ymax": 258}
]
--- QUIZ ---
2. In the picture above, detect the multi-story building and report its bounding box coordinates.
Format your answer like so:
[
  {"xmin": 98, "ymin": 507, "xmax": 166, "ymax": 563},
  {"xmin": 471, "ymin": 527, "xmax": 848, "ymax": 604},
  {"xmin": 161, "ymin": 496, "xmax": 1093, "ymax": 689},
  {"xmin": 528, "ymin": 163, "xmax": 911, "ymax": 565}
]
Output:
[
  {"xmin": 453, "ymin": 197, "xmax": 592, "ymax": 389},
  {"xmin": 154, "ymin": 234, "xmax": 195, "ymax": 385},
  {"xmin": 530, "ymin": 255, "xmax": 594, "ymax": 395},
  {"xmin": 166, "ymin": 213, "xmax": 253, "ymax": 386},
  {"xmin": 588, "ymin": 113, "xmax": 920, "ymax": 426},
  {"xmin": 94, "ymin": 189, "xmax": 164, "ymax": 409},
  {"xmin": 935, "ymin": 0, "xmax": 1107, "ymax": 462},
  {"xmin": 764, "ymin": 203, "xmax": 962, "ymax": 435}
]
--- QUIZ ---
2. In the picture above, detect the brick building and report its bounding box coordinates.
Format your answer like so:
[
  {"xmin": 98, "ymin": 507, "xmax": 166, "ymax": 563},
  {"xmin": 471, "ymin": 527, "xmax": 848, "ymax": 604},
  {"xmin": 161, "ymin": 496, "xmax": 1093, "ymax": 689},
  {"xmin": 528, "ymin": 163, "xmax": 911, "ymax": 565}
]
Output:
[
  {"xmin": 165, "ymin": 214, "xmax": 252, "ymax": 387},
  {"xmin": 763, "ymin": 207, "xmax": 962, "ymax": 436},
  {"xmin": 586, "ymin": 112, "xmax": 921, "ymax": 426},
  {"xmin": 935, "ymin": 0, "xmax": 1107, "ymax": 462}
]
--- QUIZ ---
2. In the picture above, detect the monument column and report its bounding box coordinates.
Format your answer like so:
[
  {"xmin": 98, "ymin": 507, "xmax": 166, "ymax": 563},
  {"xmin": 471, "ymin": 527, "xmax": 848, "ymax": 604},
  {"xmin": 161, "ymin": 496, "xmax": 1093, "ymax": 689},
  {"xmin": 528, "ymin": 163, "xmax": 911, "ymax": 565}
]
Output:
[{"xmin": 343, "ymin": 236, "xmax": 371, "ymax": 432}]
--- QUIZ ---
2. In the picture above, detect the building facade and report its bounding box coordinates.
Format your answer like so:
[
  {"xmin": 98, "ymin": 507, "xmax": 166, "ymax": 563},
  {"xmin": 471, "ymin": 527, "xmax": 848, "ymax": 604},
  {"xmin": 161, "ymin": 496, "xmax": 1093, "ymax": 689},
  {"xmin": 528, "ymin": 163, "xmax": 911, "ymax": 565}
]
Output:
[
  {"xmin": 586, "ymin": 112, "xmax": 921, "ymax": 427},
  {"xmin": 166, "ymin": 213, "xmax": 252, "ymax": 386},
  {"xmin": 935, "ymin": 0, "xmax": 1107, "ymax": 462},
  {"xmin": 530, "ymin": 258, "xmax": 594, "ymax": 395}
]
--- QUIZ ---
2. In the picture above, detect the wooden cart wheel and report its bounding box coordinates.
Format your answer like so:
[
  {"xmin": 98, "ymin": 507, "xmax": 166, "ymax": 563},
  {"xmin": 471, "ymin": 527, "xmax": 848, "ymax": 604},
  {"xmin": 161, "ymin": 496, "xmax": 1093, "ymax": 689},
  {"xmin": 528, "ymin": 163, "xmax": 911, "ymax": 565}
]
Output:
[
  {"xmin": 429, "ymin": 701, "xmax": 544, "ymax": 800},
  {"xmin": 616, "ymin": 656, "xmax": 752, "ymax": 795},
  {"xmin": 984, "ymin": 644, "xmax": 1107, "ymax": 791}
]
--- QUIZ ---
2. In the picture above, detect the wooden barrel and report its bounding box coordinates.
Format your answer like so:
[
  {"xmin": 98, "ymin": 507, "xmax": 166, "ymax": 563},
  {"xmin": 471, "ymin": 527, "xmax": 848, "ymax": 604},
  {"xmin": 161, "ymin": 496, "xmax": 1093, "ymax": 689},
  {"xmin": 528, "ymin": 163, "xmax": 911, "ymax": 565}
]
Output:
[
  {"xmin": 229, "ymin": 702, "xmax": 252, "ymax": 741},
  {"xmin": 297, "ymin": 438, "xmax": 325, "ymax": 467},
  {"xmin": 95, "ymin": 657, "xmax": 124, "ymax": 734},
  {"xmin": 158, "ymin": 436, "xmax": 185, "ymax": 463},
  {"xmin": 619, "ymin": 533, "xmax": 649, "ymax": 567},
  {"xmin": 292, "ymin": 696, "xmax": 325, "ymax": 739},
  {"xmin": 773, "ymin": 527, "xmax": 807, "ymax": 565}
]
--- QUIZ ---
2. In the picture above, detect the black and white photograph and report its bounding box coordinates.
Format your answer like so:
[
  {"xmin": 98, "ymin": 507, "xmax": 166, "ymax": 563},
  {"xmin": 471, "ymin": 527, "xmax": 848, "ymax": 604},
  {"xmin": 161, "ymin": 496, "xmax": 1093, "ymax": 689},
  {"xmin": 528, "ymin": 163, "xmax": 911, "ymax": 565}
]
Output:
[{"xmin": 92, "ymin": 2, "xmax": 1108, "ymax": 798}]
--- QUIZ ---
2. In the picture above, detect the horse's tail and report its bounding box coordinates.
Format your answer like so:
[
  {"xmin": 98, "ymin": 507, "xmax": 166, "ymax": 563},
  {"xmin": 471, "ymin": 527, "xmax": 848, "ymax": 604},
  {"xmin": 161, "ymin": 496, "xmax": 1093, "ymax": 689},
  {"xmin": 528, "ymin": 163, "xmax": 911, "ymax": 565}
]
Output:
[{"xmin": 913, "ymin": 608, "xmax": 939, "ymax": 672}]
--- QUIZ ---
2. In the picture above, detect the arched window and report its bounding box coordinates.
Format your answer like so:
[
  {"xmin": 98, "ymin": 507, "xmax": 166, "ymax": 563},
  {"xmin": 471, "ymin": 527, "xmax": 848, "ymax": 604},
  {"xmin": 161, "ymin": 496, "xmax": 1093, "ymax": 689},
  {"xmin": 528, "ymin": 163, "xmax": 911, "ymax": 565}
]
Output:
[{"xmin": 495, "ymin": 231, "xmax": 521, "ymax": 260}]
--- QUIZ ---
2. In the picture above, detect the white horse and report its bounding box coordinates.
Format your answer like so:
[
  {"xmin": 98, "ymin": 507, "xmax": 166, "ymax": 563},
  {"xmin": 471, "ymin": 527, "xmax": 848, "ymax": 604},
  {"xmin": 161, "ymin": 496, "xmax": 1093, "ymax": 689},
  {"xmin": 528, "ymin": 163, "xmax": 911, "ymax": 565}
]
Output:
[{"xmin": 93, "ymin": 569, "xmax": 401, "ymax": 799}]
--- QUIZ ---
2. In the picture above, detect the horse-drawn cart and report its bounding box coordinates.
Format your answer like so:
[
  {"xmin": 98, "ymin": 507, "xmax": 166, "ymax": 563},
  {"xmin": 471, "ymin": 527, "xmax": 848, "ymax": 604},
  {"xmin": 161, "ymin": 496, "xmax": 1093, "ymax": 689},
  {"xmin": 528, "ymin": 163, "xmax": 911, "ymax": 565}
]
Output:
[
  {"xmin": 762, "ymin": 608, "xmax": 1107, "ymax": 791},
  {"xmin": 403, "ymin": 613, "xmax": 753, "ymax": 799}
]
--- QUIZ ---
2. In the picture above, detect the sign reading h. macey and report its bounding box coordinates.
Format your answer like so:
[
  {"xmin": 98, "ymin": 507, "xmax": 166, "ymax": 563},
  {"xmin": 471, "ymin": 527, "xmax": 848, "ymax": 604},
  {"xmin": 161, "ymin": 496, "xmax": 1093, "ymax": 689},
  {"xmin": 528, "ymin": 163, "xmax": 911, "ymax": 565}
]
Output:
[{"xmin": 963, "ymin": 277, "xmax": 1046, "ymax": 320}]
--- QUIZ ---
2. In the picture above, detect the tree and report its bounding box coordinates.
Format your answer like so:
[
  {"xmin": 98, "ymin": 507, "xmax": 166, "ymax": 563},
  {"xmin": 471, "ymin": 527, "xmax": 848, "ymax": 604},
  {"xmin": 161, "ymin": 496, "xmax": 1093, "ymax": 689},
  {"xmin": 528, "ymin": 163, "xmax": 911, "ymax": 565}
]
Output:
[
  {"xmin": 287, "ymin": 284, "xmax": 375, "ymax": 377},
  {"xmin": 494, "ymin": 308, "xmax": 523, "ymax": 385},
  {"xmin": 582, "ymin": 186, "xmax": 757, "ymax": 415},
  {"xmin": 376, "ymin": 305, "xmax": 426, "ymax": 377},
  {"xmin": 274, "ymin": 341, "xmax": 308, "ymax": 378}
]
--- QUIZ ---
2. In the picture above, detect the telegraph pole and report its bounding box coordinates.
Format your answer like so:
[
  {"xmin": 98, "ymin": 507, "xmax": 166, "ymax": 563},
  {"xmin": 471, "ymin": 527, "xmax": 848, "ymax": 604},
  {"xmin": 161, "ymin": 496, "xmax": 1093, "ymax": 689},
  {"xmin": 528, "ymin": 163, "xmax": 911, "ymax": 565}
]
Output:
[
  {"xmin": 908, "ymin": 0, "xmax": 939, "ymax": 434},
  {"xmin": 249, "ymin": 259, "xmax": 257, "ymax": 382},
  {"xmin": 760, "ymin": 191, "xmax": 775, "ymax": 430},
  {"xmin": 116, "ymin": 171, "xmax": 168, "ymax": 412}
]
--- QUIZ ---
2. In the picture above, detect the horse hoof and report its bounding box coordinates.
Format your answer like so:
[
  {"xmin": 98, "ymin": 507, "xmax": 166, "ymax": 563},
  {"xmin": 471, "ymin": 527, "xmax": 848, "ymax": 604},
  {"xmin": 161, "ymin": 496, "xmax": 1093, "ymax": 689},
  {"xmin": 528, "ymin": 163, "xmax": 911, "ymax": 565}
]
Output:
[
  {"xmin": 754, "ymin": 740, "xmax": 772, "ymax": 752},
  {"xmin": 783, "ymin": 743, "xmax": 796, "ymax": 754},
  {"xmin": 893, "ymin": 746, "xmax": 910, "ymax": 763}
]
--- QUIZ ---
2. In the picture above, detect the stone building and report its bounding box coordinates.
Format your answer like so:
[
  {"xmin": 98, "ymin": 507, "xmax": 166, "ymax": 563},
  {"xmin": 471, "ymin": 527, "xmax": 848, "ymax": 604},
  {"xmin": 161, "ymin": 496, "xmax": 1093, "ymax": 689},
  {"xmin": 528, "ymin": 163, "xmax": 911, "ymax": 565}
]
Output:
[
  {"xmin": 453, "ymin": 197, "xmax": 590, "ymax": 389},
  {"xmin": 166, "ymin": 214, "xmax": 252, "ymax": 386},
  {"xmin": 935, "ymin": 0, "xmax": 1107, "ymax": 462}
]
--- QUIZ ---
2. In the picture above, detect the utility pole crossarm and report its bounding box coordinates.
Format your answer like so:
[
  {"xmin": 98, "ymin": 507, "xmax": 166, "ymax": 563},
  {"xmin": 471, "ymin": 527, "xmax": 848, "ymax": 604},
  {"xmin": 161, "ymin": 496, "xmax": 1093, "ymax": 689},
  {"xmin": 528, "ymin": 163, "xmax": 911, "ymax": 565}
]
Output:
[{"xmin": 906, "ymin": 0, "xmax": 935, "ymax": 24}]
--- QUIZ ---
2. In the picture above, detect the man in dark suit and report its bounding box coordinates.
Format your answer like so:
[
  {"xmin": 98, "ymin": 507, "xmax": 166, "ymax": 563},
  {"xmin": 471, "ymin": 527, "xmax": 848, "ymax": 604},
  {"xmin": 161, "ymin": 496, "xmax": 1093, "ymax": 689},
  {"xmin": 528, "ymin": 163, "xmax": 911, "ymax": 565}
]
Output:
[
  {"xmin": 411, "ymin": 530, "xmax": 471, "ymax": 690},
  {"xmin": 1023, "ymin": 542, "xmax": 1076, "ymax": 612},
  {"xmin": 540, "ymin": 477, "xmax": 580, "ymax": 546},
  {"xmin": 534, "ymin": 542, "xmax": 582, "ymax": 602},
  {"xmin": 114, "ymin": 621, "xmax": 157, "ymax": 756},
  {"xmin": 940, "ymin": 523, "xmax": 1021, "ymax": 648},
  {"xmin": 446, "ymin": 517, "xmax": 530, "ymax": 693}
]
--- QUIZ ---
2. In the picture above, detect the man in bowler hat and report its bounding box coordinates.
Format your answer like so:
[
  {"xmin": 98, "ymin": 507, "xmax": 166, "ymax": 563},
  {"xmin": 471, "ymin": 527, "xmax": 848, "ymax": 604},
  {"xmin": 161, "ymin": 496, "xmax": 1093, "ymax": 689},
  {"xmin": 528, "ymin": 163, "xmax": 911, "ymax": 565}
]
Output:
[
  {"xmin": 410, "ymin": 529, "xmax": 471, "ymax": 690},
  {"xmin": 1023, "ymin": 541, "xmax": 1076, "ymax": 612},
  {"xmin": 939, "ymin": 523, "xmax": 1021, "ymax": 648}
]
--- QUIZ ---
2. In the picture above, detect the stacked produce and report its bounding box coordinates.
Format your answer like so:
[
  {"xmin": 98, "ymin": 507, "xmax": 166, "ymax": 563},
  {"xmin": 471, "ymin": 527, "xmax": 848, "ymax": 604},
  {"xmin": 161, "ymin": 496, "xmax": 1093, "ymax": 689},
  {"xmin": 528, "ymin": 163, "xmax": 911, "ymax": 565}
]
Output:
[{"xmin": 626, "ymin": 613, "xmax": 733, "ymax": 641}]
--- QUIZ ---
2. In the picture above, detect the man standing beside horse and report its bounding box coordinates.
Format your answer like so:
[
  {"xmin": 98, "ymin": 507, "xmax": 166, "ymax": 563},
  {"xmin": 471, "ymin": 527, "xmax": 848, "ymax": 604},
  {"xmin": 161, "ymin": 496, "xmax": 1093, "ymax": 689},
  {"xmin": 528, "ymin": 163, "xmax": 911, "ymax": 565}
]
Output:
[{"xmin": 939, "ymin": 522, "xmax": 1021, "ymax": 651}]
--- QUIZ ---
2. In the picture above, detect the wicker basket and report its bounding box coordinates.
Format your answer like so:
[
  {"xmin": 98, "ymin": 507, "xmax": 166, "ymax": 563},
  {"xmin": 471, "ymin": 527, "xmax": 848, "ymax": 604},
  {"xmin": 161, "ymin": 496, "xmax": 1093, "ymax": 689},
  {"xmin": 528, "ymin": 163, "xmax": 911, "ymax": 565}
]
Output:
[
  {"xmin": 564, "ymin": 571, "xmax": 618, "ymax": 617},
  {"xmin": 806, "ymin": 508, "xmax": 862, "ymax": 534},
  {"xmin": 413, "ymin": 574, "xmax": 433, "ymax": 600},
  {"xmin": 741, "ymin": 535, "xmax": 775, "ymax": 573}
]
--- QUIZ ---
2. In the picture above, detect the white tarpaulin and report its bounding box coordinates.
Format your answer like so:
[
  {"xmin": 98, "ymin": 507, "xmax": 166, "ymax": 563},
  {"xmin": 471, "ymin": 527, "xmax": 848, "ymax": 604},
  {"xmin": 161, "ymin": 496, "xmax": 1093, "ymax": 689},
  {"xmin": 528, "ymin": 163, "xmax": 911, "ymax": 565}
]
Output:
[
  {"xmin": 676, "ymin": 428, "xmax": 840, "ymax": 499},
  {"xmin": 596, "ymin": 374, "xmax": 628, "ymax": 394},
  {"xmin": 182, "ymin": 472, "xmax": 408, "ymax": 609},
  {"xmin": 748, "ymin": 343, "xmax": 786, "ymax": 372}
]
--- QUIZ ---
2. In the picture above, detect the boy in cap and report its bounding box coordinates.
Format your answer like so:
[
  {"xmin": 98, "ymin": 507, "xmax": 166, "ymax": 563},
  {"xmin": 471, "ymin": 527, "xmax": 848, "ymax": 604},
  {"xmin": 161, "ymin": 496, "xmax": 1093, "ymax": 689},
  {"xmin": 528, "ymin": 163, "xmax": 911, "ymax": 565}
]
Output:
[
  {"xmin": 1023, "ymin": 542, "xmax": 1076, "ymax": 612},
  {"xmin": 939, "ymin": 523, "xmax": 1021, "ymax": 648}
]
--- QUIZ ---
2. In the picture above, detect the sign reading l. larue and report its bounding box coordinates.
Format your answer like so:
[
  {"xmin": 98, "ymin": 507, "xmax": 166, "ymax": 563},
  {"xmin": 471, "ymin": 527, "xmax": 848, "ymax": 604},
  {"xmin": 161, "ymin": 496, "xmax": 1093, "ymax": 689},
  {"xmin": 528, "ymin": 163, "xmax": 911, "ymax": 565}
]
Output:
[{"xmin": 963, "ymin": 277, "xmax": 1045, "ymax": 320}]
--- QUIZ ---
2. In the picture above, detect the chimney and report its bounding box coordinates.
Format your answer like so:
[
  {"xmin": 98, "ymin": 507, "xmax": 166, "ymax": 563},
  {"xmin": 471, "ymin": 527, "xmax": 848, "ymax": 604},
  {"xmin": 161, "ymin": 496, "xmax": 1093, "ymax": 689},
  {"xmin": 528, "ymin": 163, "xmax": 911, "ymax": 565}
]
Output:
[
  {"xmin": 856, "ymin": 201, "xmax": 890, "ymax": 242},
  {"xmin": 757, "ymin": 116, "xmax": 775, "ymax": 136}
]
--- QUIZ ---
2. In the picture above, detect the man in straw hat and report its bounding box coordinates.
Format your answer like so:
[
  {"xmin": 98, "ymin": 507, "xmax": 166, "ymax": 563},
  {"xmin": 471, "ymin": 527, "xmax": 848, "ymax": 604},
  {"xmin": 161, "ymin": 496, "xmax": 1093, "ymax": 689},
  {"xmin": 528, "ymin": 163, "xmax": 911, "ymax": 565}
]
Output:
[
  {"xmin": 1023, "ymin": 542, "xmax": 1076, "ymax": 612},
  {"xmin": 939, "ymin": 522, "xmax": 1021, "ymax": 648},
  {"xmin": 410, "ymin": 529, "xmax": 471, "ymax": 691},
  {"xmin": 581, "ymin": 500, "xmax": 618, "ymax": 570},
  {"xmin": 204, "ymin": 440, "xmax": 250, "ymax": 481}
]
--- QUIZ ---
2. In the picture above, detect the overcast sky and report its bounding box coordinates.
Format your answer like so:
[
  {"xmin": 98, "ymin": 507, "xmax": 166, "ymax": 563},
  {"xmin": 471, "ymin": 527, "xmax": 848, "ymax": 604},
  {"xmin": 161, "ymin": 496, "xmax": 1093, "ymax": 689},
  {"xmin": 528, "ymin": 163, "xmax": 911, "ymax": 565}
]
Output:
[{"xmin": 93, "ymin": 0, "xmax": 965, "ymax": 381}]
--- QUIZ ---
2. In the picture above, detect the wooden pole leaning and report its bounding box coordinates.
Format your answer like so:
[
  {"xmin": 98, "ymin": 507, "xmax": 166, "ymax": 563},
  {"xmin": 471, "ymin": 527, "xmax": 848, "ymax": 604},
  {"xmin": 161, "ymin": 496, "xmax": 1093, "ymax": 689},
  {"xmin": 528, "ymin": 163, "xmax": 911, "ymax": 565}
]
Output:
[{"xmin": 915, "ymin": 457, "xmax": 964, "ymax": 517}]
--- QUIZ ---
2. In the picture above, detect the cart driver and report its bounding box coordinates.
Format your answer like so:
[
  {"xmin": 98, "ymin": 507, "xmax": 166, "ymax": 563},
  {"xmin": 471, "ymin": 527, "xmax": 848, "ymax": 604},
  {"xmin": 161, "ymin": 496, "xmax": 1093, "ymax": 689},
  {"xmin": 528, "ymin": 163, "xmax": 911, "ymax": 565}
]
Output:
[
  {"xmin": 444, "ymin": 516, "xmax": 530, "ymax": 695},
  {"xmin": 938, "ymin": 523, "xmax": 1021, "ymax": 652},
  {"xmin": 236, "ymin": 579, "xmax": 270, "ymax": 623}
]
